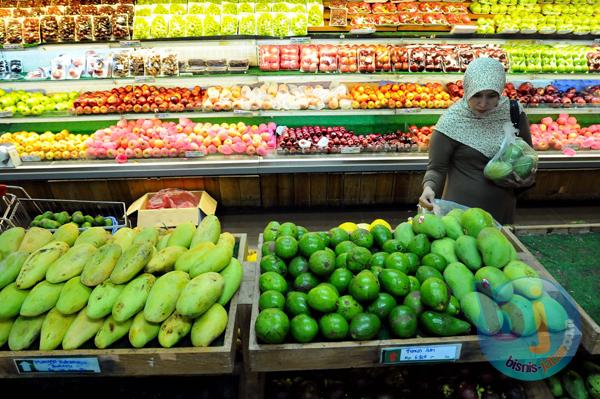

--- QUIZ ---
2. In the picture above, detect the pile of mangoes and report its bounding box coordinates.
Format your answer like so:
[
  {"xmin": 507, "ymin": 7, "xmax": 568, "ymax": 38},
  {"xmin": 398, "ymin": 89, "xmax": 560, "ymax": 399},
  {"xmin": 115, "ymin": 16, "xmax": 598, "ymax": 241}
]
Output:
[
  {"xmin": 30, "ymin": 211, "xmax": 113, "ymax": 230},
  {"xmin": 254, "ymin": 209, "xmax": 570, "ymax": 344},
  {"xmin": 0, "ymin": 215, "xmax": 242, "ymax": 351}
]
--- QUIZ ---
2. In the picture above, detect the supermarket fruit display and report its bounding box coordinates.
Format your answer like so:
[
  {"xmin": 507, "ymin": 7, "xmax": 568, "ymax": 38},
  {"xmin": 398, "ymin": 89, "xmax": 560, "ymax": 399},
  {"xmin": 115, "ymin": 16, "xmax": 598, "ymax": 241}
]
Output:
[
  {"xmin": 276, "ymin": 125, "xmax": 429, "ymax": 154},
  {"xmin": 544, "ymin": 358, "xmax": 600, "ymax": 399},
  {"xmin": 0, "ymin": 215, "xmax": 242, "ymax": 350},
  {"xmin": 530, "ymin": 114, "xmax": 600, "ymax": 151},
  {"xmin": 266, "ymin": 363, "xmax": 530, "ymax": 399},
  {"xmin": 86, "ymin": 118, "xmax": 276, "ymax": 160},
  {"xmin": 473, "ymin": 0, "xmax": 600, "ymax": 35},
  {"xmin": 254, "ymin": 212, "xmax": 571, "ymax": 344},
  {"xmin": 504, "ymin": 82, "xmax": 600, "ymax": 107},
  {"xmin": 0, "ymin": 89, "xmax": 76, "ymax": 116},
  {"xmin": 0, "ymin": 130, "xmax": 89, "ymax": 161},
  {"xmin": 29, "ymin": 211, "xmax": 114, "ymax": 230},
  {"xmin": 349, "ymin": 82, "xmax": 454, "ymax": 109},
  {"xmin": 505, "ymin": 44, "xmax": 592, "ymax": 74}
]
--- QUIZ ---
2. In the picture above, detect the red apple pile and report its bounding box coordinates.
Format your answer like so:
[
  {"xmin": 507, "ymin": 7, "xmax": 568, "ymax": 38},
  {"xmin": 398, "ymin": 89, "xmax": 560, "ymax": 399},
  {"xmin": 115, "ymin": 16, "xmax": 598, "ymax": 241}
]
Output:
[
  {"xmin": 530, "ymin": 114, "xmax": 600, "ymax": 151},
  {"xmin": 73, "ymin": 85, "xmax": 204, "ymax": 115}
]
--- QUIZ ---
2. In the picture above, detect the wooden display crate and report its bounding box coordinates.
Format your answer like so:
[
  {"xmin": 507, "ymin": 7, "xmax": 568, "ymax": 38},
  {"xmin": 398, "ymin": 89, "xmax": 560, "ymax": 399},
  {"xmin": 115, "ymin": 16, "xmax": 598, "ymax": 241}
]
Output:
[
  {"xmin": 505, "ymin": 225, "xmax": 600, "ymax": 355},
  {"xmin": 247, "ymin": 231, "xmax": 577, "ymax": 372},
  {"xmin": 0, "ymin": 233, "xmax": 248, "ymax": 378}
]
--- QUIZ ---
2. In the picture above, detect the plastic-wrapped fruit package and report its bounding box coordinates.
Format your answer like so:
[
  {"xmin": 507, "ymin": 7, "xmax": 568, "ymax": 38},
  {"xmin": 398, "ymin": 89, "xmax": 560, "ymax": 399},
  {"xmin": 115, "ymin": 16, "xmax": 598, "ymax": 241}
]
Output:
[
  {"xmin": 308, "ymin": 3, "xmax": 324, "ymax": 27},
  {"xmin": 204, "ymin": 2, "xmax": 221, "ymax": 16},
  {"xmin": 0, "ymin": 8, "xmax": 12, "ymax": 18},
  {"xmin": 348, "ymin": 2, "xmax": 370, "ymax": 14},
  {"xmin": 112, "ymin": 14, "xmax": 130, "ymax": 40},
  {"xmin": 134, "ymin": 4, "xmax": 151, "ymax": 16},
  {"xmin": 51, "ymin": 54, "xmax": 69, "ymax": 80},
  {"xmin": 239, "ymin": 2, "xmax": 254, "ymax": 13},
  {"xmin": 372, "ymin": 2, "xmax": 396, "ymax": 14},
  {"xmin": 290, "ymin": 14, "xmax": 308, "ymax": 36},
  {"xmin": 441, "ymin": 47, "xmax": 461, "ymax": 73},
  {"xmin": 257, "ymin": 13, "xmax": 273, "ymax": 36},
  {"xmin": 92, "ymin": 15, "xmax": 111, "ymax": 41},
  {"xmin": 98, "ymin": 5, "xmax": 115, "ymax": 17},
  {"xmin": 272, "ymin": 3, "xmax": 289, "ymax": 12},
  {"xmin": 203, "ymin": 14, "xmax": 221, "ymax": 36},
  {"xmin": 221, "ymin": 15, "xmax": 238, "ymax": 36},
  {"xmin": 0, "ymin": 21, "xmax": 5, "ymax": 44},
  {"xmin": 329, "ymin": 8, "xmax": 347, "ymax": 26},
  {"xmin": 151, "ymin": 15, "xmax": 169, "ymax": 38},
  {"xmin": 391, "ymin": 46, "xmax": 409, "ymax": 72},
  {"xmin": 375, "ymin": 45, "xmax": 392, "ymax": 72},
  {"xmin": 422, "ymin": 13, "xmax": 448, "ymax": 25},
  {"xmin": 111, "ymin": 50, "xmax": 129, "ymax": 78},
  {"xmin": 132, "ymin": 16, "xmax": 150, "ymax": 40},
  {"xmin": 187, "ymin": 2, "xmax": 204, "ymax": 14},
  {"xmin": 169, "ymin": 15, "xmax": 186, "ymax": 37},
  {"xmin": 222, "ymin": 2, "xmax": 238, "ymax": 15},
  {"xmin": 408, "ymin": 46, "xmax": 427, "ymax": 72},
  {"xmin": 5, "ymin": 18, "xmax": 22, "ymax": 44},
  {"xmin": 116, "ymin": 4, "xmax": 134, "ymax": 26},
  {"xmin": 79, "ymin": 5, "xmax": 99, "ymax": 16},
  {"xmin": 259, "ymin": 45, "xmax": 280, "ymax": 71},
  {"xmin": 239, "ymin": 14, "xmax": 257, "ymax": 35},
  {"xmin": 75, "ymin": 15, "xmax": 93, "ymax": 41},
  {"xmin": 255, "ymin": 3, "xmax": 270, "ymax": 12},
  {"xmin": 58, "ymin": 15, "xmax": 75, "ymax": 42},
  {"xmin": 41, "ymin": 15, "xmax": 59, "ymax": 42},
  {"xmin": 375, "ymin": 14, "xmax": 399, "ymax": 26},
  {"xmin": 398, "ymin": 12, "xmax": 421, "ymax": 24},
  {"xmin": 396, "ymin": 2, "xmax": 419, "ymax": 13},
  {"xmin": 161, "ymin": 51, "xmax": 179, "ymax": 76},
  {"xmin": 185, "ymin": 15, "xmax": 203, "ymax": 37},
  {"xmin": 300, "ymin": 45, "xmax": 319, "ymax": 72},
  {"xmin": 273, "ymin": 13, "xmax": 290, "ymax": 37},
  {"xmin": 338, "ymin": 45, "xmax": 357, "ymax": 73},
  {"xmin": 87, "ymin": 50, "xmax": 111, "ymax": 78},
  {"xmin": 279, "ymin": 44, "xmax": 300, "ymax": 70},
  {"xmin": 152, "ymin": 4, "xmax": 170, "ymax": 15},
  {"xmin": 169, "ymin": 3, "xmax": 186, "ymax": 15},
  {"xmin": 129, "ymin": 49, "xmax": 146, "ymax": 76},
  {"xmin": 67, "ymin": 55, "xmax": 85, "ymax": 79},
  {"xmin": 426, "ymin": 47, "xmax": 446, "ymax": 72},
  {"xmin": 358, "ymin": 45, "xmax": 376, "ymax": 73},
  {"xmin": 145, "ymin": 49, "xmax": 161, "ymax": 77},
  {"xmin": 23, "ymin": 17, "xmax": 42, "ymax": 44},
  {"xmin": 319, "ymin": 44, "xmax": 338, "ymax": 73}
]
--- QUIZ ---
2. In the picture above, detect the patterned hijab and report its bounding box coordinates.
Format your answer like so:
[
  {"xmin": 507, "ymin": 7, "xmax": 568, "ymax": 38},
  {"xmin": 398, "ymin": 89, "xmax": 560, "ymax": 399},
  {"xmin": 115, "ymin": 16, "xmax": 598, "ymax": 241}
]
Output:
[{"xmin": 435, "ymin": 57, "xmax": 522, "ymax": 159}]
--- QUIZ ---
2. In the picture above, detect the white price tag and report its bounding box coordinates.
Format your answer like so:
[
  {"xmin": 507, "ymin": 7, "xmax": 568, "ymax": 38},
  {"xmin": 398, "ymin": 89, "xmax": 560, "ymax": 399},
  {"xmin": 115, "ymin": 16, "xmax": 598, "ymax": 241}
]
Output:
[
  {"xmin": 3, "ymin": 43, "xmax": 24, "ymax": 50},
  {"xmin": 381, "ymin": 344, "xmax": 462, "ymax": 364},
  {"xmin": 340, "ymin": 146, "xmax": 361, "ymax": 154},
  {"xmin": 157, "ymin": 113, "xmax": 169, "ymax": 119},
  {"xmin": 119, "ymin": 40, "xmax": 141, "ymax": 48},
  {"xmin": 298, "ymin": 139, "xmax": 312, "ymax": 149},
  {"xmin": 0, "ymin": 111, "xmax": 13, "ymax": 118},
  {"xmin": 21, "ymin": 155, "xmax": 41, "ymax": 162},
  {"xmin": 316, "ymin": 137, "xmax": 329, "ymax": 149},
  {"xmin": 184, "ymin": 151, "xmax": 206, "ymax": 158},
  {"xmin": 290, "ymin": 37, "xmax": 311, "ymax": 44},
  {"xmin": 15, "ymin": 357, "xmax": 101, "ymax": 374},
  {"xmin": 276, "ymin": 126, "xmax": 287, "ymax": 136},
  {"xmin": 134, "ymin": 76, "xmax": 155, "ymax": 84},
  {"xmin": 233, "ymin": 110, "xmax": 257, "ymax": 116}
]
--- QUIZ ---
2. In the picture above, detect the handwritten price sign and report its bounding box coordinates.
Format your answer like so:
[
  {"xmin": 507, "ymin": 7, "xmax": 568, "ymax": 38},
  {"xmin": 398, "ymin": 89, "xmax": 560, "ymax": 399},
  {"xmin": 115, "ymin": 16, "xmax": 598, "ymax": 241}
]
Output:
[{"xmin": 380, "ymin": 344, "xmax": 462, "ymax": 365}]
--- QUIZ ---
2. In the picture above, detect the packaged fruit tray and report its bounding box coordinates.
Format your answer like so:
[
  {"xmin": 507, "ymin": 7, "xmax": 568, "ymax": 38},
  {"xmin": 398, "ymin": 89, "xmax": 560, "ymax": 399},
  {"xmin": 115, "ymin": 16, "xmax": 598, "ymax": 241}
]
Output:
[
  {"xmin": 508, "ymin": 224, "xmax": 600, "ymax": 355},
  {"xmin": 0, "ymin": 228, "xmax": 247, "ymax": 377},
  {"xmin": 248, "ymin": 217, "xmax": 582, "ymax": 372}
]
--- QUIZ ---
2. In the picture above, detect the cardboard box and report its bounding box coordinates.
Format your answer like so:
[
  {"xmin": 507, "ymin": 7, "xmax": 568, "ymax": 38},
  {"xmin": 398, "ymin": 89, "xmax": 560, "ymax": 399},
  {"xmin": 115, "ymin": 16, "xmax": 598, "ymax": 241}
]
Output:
[{"xmin": 127, "ymin": 190, "xmax": 217, "ymax": 228}]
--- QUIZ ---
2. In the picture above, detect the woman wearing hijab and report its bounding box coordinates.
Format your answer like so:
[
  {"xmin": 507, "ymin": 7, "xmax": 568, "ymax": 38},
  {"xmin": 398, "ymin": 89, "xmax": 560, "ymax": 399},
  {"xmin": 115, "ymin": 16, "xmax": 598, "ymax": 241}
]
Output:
[{"xmin": 418, "ymin": 57, "xmax": 535, "ymax": 224}]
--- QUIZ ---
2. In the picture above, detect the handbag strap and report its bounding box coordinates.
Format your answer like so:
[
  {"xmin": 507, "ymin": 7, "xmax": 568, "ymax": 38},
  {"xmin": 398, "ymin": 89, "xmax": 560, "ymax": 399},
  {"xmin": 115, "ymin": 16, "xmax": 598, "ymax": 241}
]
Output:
[{"xmin": 509, "ymin": 99, "xmax": 520, "ymax": 130}]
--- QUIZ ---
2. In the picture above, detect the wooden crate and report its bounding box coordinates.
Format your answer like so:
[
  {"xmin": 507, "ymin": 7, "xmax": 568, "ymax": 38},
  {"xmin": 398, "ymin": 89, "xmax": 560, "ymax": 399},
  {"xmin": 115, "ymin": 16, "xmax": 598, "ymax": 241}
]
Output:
[
  {"xmin": 505, "ymin": 226, "xmax": 600, "ymax": 355},
  {"xmin": 0, "ymin": 234, "xmax": 248, "ymax": 378}
]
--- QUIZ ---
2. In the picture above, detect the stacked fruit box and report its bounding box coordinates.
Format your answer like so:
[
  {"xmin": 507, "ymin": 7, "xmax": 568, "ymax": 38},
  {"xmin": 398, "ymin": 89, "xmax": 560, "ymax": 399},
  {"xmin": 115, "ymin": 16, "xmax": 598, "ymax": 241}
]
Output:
[
  {"xmin": 248, "ymin": 212, "xmax": 585, "ymax": 371},
  {"xmin": 0, "ymin": 216, "xmax": 247, "ymax": 377}
]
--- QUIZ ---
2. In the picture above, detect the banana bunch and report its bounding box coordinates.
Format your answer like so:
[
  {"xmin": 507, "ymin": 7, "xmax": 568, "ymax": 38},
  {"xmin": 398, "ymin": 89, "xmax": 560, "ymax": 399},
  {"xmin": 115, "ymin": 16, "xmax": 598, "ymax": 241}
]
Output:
[{"xmin": 0, "ymin": 215, "xmax": 243, "ymax": 351}]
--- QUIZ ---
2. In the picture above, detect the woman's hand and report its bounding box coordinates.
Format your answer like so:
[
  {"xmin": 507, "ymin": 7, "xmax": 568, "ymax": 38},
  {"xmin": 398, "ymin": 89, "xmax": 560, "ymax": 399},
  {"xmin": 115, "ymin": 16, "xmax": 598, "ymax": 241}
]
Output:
[{"xmin": 419, "ymin": 186, "xmax": 435, "ymax": 211}]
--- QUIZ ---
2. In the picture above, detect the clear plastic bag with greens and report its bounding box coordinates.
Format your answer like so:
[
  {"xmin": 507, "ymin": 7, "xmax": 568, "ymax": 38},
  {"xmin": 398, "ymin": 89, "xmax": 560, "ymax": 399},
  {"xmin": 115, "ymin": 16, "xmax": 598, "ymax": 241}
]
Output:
[{"xmin": 484, "ymin": 122, "xmax": 538, "ymax": 187}]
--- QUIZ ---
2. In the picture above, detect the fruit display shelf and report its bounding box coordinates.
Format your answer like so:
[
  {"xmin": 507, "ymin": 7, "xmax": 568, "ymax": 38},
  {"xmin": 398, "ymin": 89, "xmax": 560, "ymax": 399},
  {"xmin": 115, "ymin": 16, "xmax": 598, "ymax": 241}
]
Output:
[
  {"xmin": 2, "ymin": 151, "xmax": 600, "ymax": 182},
  {"xmin": 246, "ymin": 229, "xmax": 582, "ymax": 372},
  {"xmin": 0, "ymin": 233, "xmax": 247, "ymax": 378}
]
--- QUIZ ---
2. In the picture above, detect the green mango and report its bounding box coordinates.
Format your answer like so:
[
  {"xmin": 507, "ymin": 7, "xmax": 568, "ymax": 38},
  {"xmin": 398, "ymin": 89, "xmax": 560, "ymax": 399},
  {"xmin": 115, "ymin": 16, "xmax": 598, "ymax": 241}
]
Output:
[
  {"xmin": 455, "ymin": 235, "xmax": 483, "ymax": 271},
  {"xmin": 443, "ymin": 262, "xmax": 475, "ymax": 301}
]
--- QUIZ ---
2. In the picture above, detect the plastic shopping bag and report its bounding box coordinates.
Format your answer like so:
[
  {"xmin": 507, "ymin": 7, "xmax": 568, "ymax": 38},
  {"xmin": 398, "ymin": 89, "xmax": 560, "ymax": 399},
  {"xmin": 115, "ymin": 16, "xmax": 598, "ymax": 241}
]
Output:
[
  {"xmin": 145, "ymin": 189, "xmax": 199, "ymax": 209},
  {"xmin": 484, "ymin": 122, "xmax": 538, "ymax": 187}
]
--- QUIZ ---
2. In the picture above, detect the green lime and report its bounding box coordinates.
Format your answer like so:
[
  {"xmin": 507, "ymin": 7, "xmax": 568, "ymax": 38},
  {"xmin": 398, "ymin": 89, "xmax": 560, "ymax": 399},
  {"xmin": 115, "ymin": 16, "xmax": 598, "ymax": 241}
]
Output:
[
  {"xmin": 259, "ymin": 272, "xmax": 288, "ymax": 294},
  {"xmin": 369, "ymin": 252, "xmax": 388, "ymax": 268},
  {"xmin": 370, "ymin": 224, "xmax": 392, "ymax": 248},
  {"xmin": 319, "ymin": 313, "xmax": 349, "ymax": 341},
  {"xmin": 290, "ymin": 314, "xmax": 318, "ymax": 343},
  {"xmin": 346, "ymin": 246, "xmax": 372, "ymax": 274},
  {"xmin": 328, "ymin": 268, "xmax": 353, "ymax": 294},
  {"xmin": 335, "ymin": 240, "xmax": 356, "ymax": 256},
  {"xmin": 384, "ymin": 252, "xmax": 411, "ymax": 274},
  {"xmin": 297, "ymin": 226, "xmax": 308, "ymax": 239},
  {"xmin": 298, "ymin": 233, "xmax": 326, "ymax": 258},
  {"xmin": 350, "ymin": 228, "xmax": 374, "ymax": 249},
  {"xmin": 260, "ymin": 255, "xmax": 287, "ymax": 276},
  {"xmin": 255, "ymin": 309, "xmax": 289, "ymax": 344},
  {"xmin": 408, "ymin": 276, "xmax": 420, "ymax": 292},
  {"xmin": 317, "ymin": 232, "xmax": 331, "ymax": 247},
  {"xmin": 382, "ymin": 239, "xmax": 404, "ymax": 254},
  {"xmin": 328, "ymin": 227, "xmax": 350, "ymax": 248},
  {"xmin": 288, "ymin": 256, "xmax": 309, "ymax": 279},
  {"xmin": 307, "ymin": 283, "xmax": 339, "ymax": 313},
  {"xmin": 259, "ymin": 290, "xmax": 286, "ymax": 310},
  {"xmin": 275, "ymin": 235, "xmax": 298, "ymax": 260},
  {"xmin": 263, "ymin": 221, "xmax": 280, "ymax": 242},
  {"xmin": 278, "ymin": 222, "xmax": 298, "ymax": 238},
  {"xmin": 308, "ymin": 249, "xmax": 336, "ymax": 277},
  {"xmin": 261, "ymin": 241, "xmax": 276, "ymax": 256},
  {"xmin": 286, "ymin": 291, "xmax": 311, "ymax": 316},
  {"xmin": 293, "ymin": 272, "xmax": 320, "ymax": 293},
  {"xmin": 335, "ymin": 253, "xmax": 349, "ymax": 269}
]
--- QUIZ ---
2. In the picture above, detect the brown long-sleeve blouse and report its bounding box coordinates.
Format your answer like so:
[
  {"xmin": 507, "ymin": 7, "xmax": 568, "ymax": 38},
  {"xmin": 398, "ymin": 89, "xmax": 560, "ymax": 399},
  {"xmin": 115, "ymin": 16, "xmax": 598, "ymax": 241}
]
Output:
[{"xmin": 423, "ymin": 112, "xmax": 532, "ymax": 225}]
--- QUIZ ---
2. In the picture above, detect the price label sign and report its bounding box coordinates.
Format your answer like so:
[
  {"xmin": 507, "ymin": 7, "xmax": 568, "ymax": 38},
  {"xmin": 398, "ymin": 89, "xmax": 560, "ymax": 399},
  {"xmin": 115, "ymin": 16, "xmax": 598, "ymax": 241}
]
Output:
[
  {"xmin": 275, "ymin": 125, "xmax": 287, "ymax": 136},
  {"xmin": 184, "ymin": 151, "xmax": 206, "ymax": 158},
  {"xmin": 20, "ymin": 155, "xmax": 41, "ymax": 162},
  {"xmin": 340, "ymin": 146, "xmax": 361, "ymax": 154},
  {"xmin": 233, "ymin": 110, "xmax": 258, "ymax": 116},
  {"xmin": 3, "ymin": 43, "xmax": 24, "ymax": 50},
  {"xmin": 14, "ymin": 357, "xmax": 101, "ymax": 374},
  {"xmin": 290, "ymin": 37, "xmax": 311, "ymax": 44},
  {"xmin": 119, "ymin": 40, "xmax": 141, "ymax": 48},
  {"xmin": 134, "ymin": 76, "xmax": 155, "ymax": 84},
  {"xmin": 157, "ymin": 113, "xmax": 170, "ymax": 119},
  {"xmin": 0, "ymin": 111, "xmax": 13, "ymax": 118},
  {"xmin": 380, "ymin": 344, "xmax": 462, "ymax": 365}
]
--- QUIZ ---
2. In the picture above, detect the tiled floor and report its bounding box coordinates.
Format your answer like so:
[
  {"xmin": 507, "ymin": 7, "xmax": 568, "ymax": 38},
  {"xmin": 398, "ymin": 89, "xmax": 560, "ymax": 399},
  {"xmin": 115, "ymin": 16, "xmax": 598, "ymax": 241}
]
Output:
[{"xmin": 220, "ymin": 204, "xmax": 600, "ymax": 250}]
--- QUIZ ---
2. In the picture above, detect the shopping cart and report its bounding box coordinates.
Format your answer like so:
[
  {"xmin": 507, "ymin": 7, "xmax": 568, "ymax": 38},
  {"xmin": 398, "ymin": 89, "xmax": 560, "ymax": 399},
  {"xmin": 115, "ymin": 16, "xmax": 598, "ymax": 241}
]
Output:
[{"xmin": 0, "ymin": 185, "xmax": 128, "ymax": 233}]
